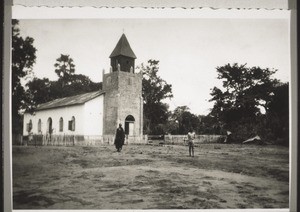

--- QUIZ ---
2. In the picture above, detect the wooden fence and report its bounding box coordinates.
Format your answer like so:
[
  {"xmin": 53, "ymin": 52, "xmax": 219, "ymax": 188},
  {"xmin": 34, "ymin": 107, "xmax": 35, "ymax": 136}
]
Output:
[
  {"xmin": 162, "ymin": 134, "xmax": 226, "ymax": 145},
  {"xmin": 18, "ymin": 134, "xmax": 148, "ymax": 146},
  {"xmin": 14, "ymin": 133, "xmax": 224, "ymax": 146}
]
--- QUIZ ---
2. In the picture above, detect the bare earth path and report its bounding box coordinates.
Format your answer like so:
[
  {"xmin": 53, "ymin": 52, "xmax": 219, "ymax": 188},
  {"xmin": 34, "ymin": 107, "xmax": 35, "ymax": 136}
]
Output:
[{"xmin": 12, "ymin": 143, "xmax": 289, "ymax": 209}]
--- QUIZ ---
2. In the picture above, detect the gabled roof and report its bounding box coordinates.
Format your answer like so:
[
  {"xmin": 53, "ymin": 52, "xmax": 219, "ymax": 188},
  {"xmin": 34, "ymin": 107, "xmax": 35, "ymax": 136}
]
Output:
[
  {"xmin": 109, "ymin": 34, "xmax": 137, "ymax": 59},
  {"xmin": 36, "ymin": 90, "xmax": 105, "ymax": 111}
]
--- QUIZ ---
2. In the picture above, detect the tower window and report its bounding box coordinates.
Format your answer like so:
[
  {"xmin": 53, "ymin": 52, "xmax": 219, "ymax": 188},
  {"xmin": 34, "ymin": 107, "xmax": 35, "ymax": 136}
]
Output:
[{"xmin": 128, "ymin": 78, "xmax": 131, "ymax": 85}]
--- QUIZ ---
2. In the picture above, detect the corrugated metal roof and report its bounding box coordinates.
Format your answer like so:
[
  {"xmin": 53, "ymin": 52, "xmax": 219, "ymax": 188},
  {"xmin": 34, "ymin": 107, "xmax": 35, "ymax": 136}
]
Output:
[
  {"xmin": 109, "ymin": 34, "xmax": 137, "ymax": 59},
  {"xmin": 36, "ymin": 90, "xmax": 105, "ymax": 111}
]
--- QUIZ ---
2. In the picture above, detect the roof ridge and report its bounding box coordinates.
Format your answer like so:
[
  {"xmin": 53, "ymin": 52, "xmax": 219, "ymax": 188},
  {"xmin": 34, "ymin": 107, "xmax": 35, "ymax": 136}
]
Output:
[
  {"xmin": 36, "ymin": 90, "xmax": 105, "ymax": 111},
  {"xmin": 38, "ymin": 90, "xmax": 101, "ymax": 105}
]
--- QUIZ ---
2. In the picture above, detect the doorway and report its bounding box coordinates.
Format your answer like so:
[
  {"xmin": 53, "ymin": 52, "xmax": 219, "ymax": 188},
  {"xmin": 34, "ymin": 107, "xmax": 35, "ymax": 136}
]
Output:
[{"xmin": 125, "ymin": 115, "xmax": 135, "ymax": 136}]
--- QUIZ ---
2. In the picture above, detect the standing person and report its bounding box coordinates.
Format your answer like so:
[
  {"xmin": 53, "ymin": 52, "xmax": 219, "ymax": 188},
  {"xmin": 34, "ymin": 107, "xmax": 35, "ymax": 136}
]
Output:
[
  {"xmin": 187, "ymin": 129, "xmax": 195, "ymax": 157},
  {"xmin": 114, "ymin": 123, "xmax": 125, "ymax": 152}
]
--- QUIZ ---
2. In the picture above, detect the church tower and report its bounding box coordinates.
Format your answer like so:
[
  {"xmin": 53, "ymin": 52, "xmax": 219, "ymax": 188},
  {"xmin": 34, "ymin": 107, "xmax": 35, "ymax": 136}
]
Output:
[
  {"xmin": 102, "ymin": 34, "xmax": 143, "ymax": 138},
  {"xmin": 109, "ymin": 34, "xmax": 137, "ymax": 73}
]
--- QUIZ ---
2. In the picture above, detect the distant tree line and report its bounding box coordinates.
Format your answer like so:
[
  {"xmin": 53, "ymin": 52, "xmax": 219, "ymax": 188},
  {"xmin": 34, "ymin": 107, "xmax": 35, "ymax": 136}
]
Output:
[
  {"xmin": 12, "ymin": 19, "xmax": 289, "ymax": 146},
  {"xmin": 209, "ymin": 63, "xmax": 289, "ymax": 145},
  {"xmin": 138, "ymin": 61, "xmax": 288, "ymax": 146}
]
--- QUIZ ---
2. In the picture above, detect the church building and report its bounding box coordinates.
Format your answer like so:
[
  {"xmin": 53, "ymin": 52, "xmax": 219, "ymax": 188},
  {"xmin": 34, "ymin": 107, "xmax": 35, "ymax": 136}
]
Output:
[{"xmin": 23, "ymin": 34, "xmax": 144, "ymax": 144}]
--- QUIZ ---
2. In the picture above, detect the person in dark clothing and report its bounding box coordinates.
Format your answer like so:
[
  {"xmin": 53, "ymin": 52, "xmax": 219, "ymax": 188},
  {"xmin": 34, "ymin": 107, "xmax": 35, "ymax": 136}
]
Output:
[{"xmin": 114, "ymin": 123, "xmax": 125, "ymax": 152}]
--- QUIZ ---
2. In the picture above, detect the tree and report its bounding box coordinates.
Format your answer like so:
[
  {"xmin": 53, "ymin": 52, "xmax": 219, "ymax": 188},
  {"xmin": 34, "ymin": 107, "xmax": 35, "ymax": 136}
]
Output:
[
  {"xmin": 198, "ymin": 115, "xmax": 222, "ymax": 135},
  {"xmin": 12, "ymin": 19, "xmax": 37, "ymax": 134},
  {"xmin": 209, "ymin": 63, "xmax": 279, "ymax": 142},
  {"xmin": 171, "ymin": 106, "xmax": 201, "ymax": 134},
  {"xmin": 25, "ymin": 77, "xmax": 52, "ymax": 111},
  {"xmin": 26, "ymin": 74, "xmax": 102, "ymax": 108},
  {"xmin": 56, "ymin": 74, "xmax": 102, "ymax": 98},
  {"xmin": 137, "ymin": 60, "xmax": 173, "ymax": 134},
  {"xmin": 266, "ymin": 83, "xmax": 289, "ymax": 145},
  {"xmin": 54, "ymin": 54, "xmax": 75, "ymax": 87},
  {"xmin": 26, "ymin": 54, "xmax": 102, "ymax": 108}
]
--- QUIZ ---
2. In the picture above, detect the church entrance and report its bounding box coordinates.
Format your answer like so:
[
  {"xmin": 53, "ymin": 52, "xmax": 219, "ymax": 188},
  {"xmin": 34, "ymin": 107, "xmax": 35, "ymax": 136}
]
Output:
[{"xmin": 125, "ymin": 115, "xmax": 135, "ymax": 136}]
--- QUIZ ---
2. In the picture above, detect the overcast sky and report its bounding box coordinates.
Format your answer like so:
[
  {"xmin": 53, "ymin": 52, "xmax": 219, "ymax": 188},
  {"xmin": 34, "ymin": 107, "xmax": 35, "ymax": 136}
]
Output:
[{"xmin": 16, "ymin": 10, "xmax": 290, "ymax": 115}]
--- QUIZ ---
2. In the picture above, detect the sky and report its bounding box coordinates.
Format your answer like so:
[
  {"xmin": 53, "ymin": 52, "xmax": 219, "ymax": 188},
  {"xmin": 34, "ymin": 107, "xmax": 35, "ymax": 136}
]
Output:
[{"xmin": 16, "ymin": 10, "xmax": 290, "ymax": 115}]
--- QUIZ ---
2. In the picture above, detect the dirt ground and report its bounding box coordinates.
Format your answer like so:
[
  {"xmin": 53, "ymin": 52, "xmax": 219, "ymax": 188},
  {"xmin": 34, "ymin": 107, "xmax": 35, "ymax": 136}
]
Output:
[{"xmin": 12, "ymin": 143, "xmax": 289, "ymax": 209}]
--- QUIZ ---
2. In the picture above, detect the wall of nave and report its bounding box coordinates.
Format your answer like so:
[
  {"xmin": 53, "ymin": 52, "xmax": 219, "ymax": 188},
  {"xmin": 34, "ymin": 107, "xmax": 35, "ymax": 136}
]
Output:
[
  {"xmin": 23, "ymin": 104, "xmax": 86, "ymax": 136},
  {"xmin": 83, "ymin": 95, "xmax": 104, "ymax": 136},
  {"xmin": 23, "ymin": 96, "xmax": 104, "ymax": 137}
]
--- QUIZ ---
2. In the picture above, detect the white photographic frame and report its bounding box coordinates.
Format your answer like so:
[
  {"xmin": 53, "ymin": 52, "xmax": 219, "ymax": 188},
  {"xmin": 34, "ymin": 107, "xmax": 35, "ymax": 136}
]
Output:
[{"xmin": 3, "ymin": 1, "xmax": 297, "ymax": 212}]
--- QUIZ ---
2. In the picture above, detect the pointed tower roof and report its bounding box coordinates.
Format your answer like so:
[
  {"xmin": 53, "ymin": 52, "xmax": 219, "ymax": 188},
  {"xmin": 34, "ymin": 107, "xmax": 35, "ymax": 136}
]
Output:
[{"xmin": 109, "ymin": 34, "xmax": 137, "ymax": 59}]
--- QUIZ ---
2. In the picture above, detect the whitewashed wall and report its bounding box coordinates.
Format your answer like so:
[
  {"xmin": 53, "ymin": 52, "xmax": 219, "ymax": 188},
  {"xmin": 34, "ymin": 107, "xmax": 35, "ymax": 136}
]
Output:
[
  {"xmin": 23, "ymin": 104, "xmax": 85, "ymax": 136},
  {"xmin": 83, "ymin": 95, "xmax": 104, "ymax": 136}
]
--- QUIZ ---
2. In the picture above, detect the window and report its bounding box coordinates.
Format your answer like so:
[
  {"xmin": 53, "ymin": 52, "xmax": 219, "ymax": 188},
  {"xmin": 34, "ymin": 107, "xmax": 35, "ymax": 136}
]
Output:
[
  {"xmin": 27, "ymin": 119, "xmax": 33, "ymax": 132},
  {"xmin": 106, "ymin": 76, "xmax": 111, "ymax": 86},
  {"xmin": 128, "ymin": 78, "xmax": 131, "ymax": 85},
  {"xmin": 59, "ymin": 117, "xmax": 63, "ymax": 132},
  {"xmin": 47, "ymin": 118, "xmax": 53, "ymax": 134},
  {"xmin": 68, "ymin": 116, "xmax": 75, "ymax": 131},
  {"xmin": 38, "ymin": 119, "xmax": 42, "ymax": 133}
]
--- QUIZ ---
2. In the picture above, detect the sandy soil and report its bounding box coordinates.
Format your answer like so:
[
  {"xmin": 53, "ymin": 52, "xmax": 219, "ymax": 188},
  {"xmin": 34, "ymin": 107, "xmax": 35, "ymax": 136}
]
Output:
[{"xmin": 12, "ymin": 143, "xmax": 289, "ymax": 209}]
